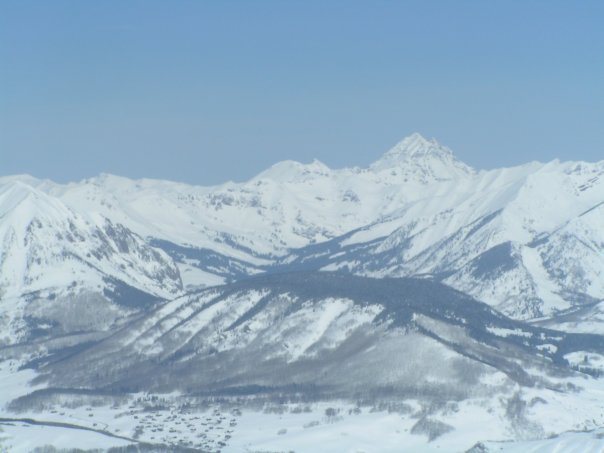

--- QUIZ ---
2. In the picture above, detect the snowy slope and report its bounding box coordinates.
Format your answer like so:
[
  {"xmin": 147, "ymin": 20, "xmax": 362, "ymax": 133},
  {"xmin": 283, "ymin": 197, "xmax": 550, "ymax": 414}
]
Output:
[
  {"xmin": 0, "ymin": 181, "xmax": 182, "ymax": 345},
  {"xmin": 2, "ymin": 133, "xmax": 603, "ymax": 320},
  {"xmin": 4, "ymin": 272, "xmax": 602, "ymax": 453},
  {"xmin": 4, "ymin": 134, "xmax": 478, "ymax": 283},
  {"xmin": 2, "ymin": 130, "xmax": 604, "ymax": 451},
  {"xmin": 34, "ymin": 272, "xmax": 604, "ymax": 397}
]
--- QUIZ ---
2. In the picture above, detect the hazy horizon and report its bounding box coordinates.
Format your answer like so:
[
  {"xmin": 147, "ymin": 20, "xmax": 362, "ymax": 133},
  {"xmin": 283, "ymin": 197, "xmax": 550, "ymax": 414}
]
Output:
[
  {"xmin": 4, "ymin": 130, "xmax": 602, "ymax": 188},
  {"xmin": 2, "ymin": 1, "xmax": 603, "ymax": 185}
]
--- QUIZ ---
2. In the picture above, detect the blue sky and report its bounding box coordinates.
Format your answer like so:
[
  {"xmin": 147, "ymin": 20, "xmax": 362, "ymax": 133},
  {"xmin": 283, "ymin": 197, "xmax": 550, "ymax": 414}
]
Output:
[{"xmin": 1, "ymin": 0, "xmax": 603, "ymax": 184}]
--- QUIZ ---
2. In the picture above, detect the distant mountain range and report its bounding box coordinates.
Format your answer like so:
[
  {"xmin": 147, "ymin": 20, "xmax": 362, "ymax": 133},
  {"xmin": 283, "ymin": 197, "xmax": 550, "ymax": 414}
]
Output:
[
  {"xmin": 2, "ymin": 133, "xmax": 604, "ymax": 450},
  {"xmin": 2, "ymin": 133, "xmax": 603, "ymax": 345}
]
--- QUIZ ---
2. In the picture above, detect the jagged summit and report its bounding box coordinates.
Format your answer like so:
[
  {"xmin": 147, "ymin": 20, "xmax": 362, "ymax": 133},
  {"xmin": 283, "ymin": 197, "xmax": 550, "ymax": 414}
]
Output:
[
  {"xmin": 253, "ymin": 158, "xmax": 331, "ymax": 182},
  {"xmin": 384, "ymin": 132, "xmax": 452, "ymax": 159},
  {"xmin": 370, "ymin": 132, "xmax": 474, "ymax": 180}
]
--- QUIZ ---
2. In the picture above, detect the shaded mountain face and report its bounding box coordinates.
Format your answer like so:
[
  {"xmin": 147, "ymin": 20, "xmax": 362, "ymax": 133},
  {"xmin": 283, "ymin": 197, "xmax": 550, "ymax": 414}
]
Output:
[
  {"xmin": 32, "ymin": 273, "xmax": 604, "ymax": 401},
  {"xmin": 0, "ymin": 181, "xmax": 182, "ymax": 346}
]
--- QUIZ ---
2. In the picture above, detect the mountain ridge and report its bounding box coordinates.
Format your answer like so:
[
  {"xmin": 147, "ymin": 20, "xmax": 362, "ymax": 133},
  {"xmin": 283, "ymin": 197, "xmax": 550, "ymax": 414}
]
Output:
[
  {"xmin": 2, "ymin": 134, "xmax": 604, "ymax": 451},
  {"xmin": 2, "ymin": 133, "xmax": 603, "ymax": 324}
]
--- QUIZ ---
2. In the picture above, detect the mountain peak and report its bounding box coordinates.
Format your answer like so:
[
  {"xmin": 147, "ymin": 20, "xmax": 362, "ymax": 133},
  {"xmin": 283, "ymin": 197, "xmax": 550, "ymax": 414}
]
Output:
[
  {"xmin": 0, "ymin": 181, "xmax": 43, "ymax": 213},
  {"xmin": 383, "ymin": 133, "xmax": 452, "ymax": 159},
  {"xmin": 370, "ymin": 133, "xmax": 474, "ymax": 180},
  {"xmin": 253, "ymin": 159, "xmax": 331, "ymax": 182},
  {"xmin": 0, "ymin": 180, "xmax": 74, "ymax": 224}
]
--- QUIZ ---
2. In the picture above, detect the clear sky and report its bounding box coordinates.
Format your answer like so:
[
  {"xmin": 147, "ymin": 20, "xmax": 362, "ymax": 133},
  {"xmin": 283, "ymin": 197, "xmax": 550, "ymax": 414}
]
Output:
[{"xmin": 1, "ymin": 1, "xmax": 603, "ymax": 185}]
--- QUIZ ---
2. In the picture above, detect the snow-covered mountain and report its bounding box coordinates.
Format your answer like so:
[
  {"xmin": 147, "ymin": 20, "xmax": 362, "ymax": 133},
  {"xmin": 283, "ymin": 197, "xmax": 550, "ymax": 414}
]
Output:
[
  {"xmin": 369, "ymin": 132, "xmax": 475, "ymax": 179},
  {"xmin": 0, "ymin": 181, "xmax": 182, "ymax": 346},
  {"xmin": 8, "ymin": 272, "xmax": 604, "ymax": 451},
  {"xmin": 280, "ymin": 153, "xmax": 604, "ymax": 320},
  {"xmin": 37, "ymin": 272, "xmax": 604, "ymax": 395},
  {"xmin": 2, "ymin": 134, "xmax": 604, "ymax": 451},
  {"xmin": 2, "ymin": 132, "xmax": 603, "ymax": 324}
]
